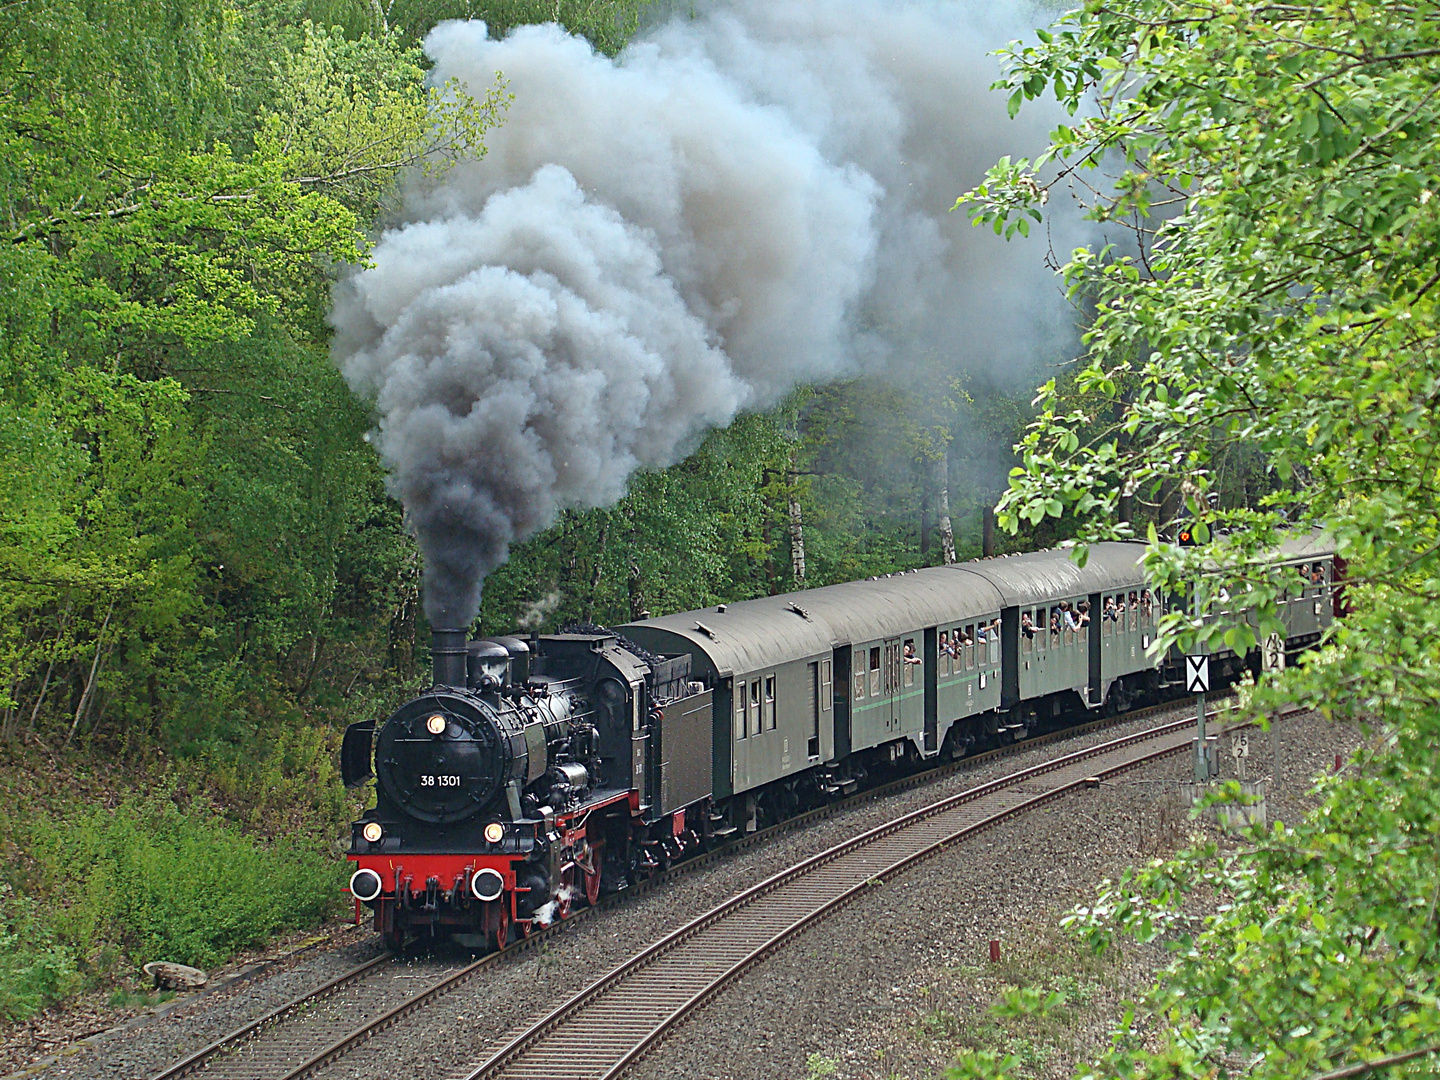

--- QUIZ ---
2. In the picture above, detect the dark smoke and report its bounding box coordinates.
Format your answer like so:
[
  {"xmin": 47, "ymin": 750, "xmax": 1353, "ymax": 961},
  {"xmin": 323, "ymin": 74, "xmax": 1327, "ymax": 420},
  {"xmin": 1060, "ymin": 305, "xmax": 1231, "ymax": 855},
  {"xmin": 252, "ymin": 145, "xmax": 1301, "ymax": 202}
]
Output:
[{"xmin": 331, "ymin": 1, "xmax": 1068, "ymax": 625}]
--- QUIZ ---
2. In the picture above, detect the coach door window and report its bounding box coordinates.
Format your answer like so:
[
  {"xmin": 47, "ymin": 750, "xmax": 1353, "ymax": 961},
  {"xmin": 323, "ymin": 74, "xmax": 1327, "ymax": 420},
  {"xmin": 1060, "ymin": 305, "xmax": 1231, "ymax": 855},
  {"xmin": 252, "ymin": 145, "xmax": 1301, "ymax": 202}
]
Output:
[
  {"xmin": 820, "ymin": 660, "xmax": 832, "ymax": 711},
  {"xmin": 939, "ymin": 632, "xmax": 951, "ymax": 676},
  {"xmin": 853, "ymin": 650, "xmax": 866, "ymax": 699},
  {"xmin": 749, "ymin": 679, "xmax": 762, "ymax": 737},
  {"xmin": 1022, "ymin": 612, "xmax": 1034, "ymax": 654},
  {"xmin": 735, "ymin": 681, "xmax": 747, "ymax": 741},
  {"xmin": 869, "ymin": 647, "xmax": 881, "ymax": 696},
  {"xmin": 764, "ymin": 675, "xmax": 777, "ymax": 730}
]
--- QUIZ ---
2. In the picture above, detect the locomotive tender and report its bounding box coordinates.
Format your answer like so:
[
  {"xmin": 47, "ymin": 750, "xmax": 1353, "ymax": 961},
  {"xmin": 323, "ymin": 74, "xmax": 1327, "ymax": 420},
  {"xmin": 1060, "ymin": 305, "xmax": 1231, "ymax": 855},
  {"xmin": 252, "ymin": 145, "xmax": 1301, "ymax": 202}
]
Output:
[{"xmin": 343, "ymin": 535, "xmax": 1336, "ymax": 949}]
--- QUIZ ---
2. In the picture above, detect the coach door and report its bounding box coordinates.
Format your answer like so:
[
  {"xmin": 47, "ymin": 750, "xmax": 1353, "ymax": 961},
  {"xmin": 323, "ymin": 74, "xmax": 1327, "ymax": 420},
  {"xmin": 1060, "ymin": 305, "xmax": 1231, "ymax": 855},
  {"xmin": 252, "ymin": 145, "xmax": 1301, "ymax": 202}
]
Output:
[{"xmin": 884, "ymin": 638, "xmax": 902, "ymax": 732}]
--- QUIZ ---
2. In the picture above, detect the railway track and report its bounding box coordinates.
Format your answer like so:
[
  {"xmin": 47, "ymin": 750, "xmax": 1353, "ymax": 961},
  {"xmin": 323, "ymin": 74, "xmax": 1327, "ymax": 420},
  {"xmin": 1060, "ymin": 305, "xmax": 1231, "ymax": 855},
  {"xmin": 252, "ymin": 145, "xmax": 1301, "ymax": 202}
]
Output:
[
  {"xmin": 457, "ymin": 713, "xmax": 1233, "ymax": 1080},
  {"xmin": 149, "ymin": 697, "xmax": 1221, "ymax": 1080}
]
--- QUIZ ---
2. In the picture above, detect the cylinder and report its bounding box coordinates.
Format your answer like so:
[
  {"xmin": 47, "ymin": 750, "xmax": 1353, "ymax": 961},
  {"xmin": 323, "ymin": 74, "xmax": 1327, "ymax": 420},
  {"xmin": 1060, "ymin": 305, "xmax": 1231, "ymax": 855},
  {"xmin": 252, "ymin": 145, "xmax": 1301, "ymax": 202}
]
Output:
[{"xmin": 431, "ymin": 628, "xmax": 469, "ymax": 688}]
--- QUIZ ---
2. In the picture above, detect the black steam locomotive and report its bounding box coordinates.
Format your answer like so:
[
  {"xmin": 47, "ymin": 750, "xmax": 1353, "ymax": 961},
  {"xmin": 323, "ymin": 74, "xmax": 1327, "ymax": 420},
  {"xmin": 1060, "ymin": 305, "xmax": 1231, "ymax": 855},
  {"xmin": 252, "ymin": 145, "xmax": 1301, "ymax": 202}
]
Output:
[
  {"xmin": 342, "ymin": 629, "xmax": 712, "ymax": 950},
  {"xmin": 344, "ymin": 536, "xmax": 1336, "ymax": 949}
]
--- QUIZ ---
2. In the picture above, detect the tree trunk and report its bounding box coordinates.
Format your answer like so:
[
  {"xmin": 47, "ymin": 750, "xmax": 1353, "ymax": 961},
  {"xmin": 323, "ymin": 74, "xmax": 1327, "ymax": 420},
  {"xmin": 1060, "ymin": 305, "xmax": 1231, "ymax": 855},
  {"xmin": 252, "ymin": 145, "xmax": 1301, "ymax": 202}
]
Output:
[
  {"xmin": 787, "ymin": 473, "xmax": 806, "ymax": 586},
  {"xmin": 66, "ymin": 599, "xmax": 115, "ymax": 749},
  {"xmin": 920, "ymin": 486, "xmax": 931, "ymax": 555},
  {"xmin": 628, "ymin": 561, "xmax": 648, "ymax": 620},
  {"xmin": 584, "ymin": 520, "xmax": 608, "ymax": 621},
  {"xmin": 982, "ymin": 504, "xmax": 997, "ymax": 557},
  {"xmin": 934, "ymin": 450, "xmax": 956, "ymax": 565},
  {"xmin": 1160, "ymin": 482, "xmax": 1183, "ymax": 537}
]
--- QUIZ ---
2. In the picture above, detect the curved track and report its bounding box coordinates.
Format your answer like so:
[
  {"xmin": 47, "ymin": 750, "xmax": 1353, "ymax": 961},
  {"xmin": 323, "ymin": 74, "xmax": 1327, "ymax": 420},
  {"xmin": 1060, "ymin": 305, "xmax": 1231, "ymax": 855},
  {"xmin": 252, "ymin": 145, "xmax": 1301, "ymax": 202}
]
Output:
[
  {"xmin": 459, "ymin": 714, "xmax": 1231, "ymax": 1080},
  {"xmin": 149, "ymin": 699, "xmax": 1216, "ymax": 1080}
]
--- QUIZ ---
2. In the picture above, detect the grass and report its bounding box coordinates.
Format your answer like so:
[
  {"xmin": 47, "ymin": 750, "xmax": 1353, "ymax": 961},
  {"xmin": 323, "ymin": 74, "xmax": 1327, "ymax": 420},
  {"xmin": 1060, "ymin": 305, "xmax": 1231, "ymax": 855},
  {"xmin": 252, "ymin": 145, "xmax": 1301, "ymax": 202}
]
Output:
[{"xmin": 904, "ymin": 925, "xmax": 1131, "ymax": 1080}]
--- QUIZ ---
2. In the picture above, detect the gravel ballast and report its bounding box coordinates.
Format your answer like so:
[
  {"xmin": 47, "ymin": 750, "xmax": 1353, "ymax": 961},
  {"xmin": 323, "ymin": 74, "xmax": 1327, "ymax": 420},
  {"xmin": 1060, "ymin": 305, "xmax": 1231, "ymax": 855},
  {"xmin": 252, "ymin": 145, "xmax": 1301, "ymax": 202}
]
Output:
[{"xmin": 13, "ymin": 707, "xmax": 1364, "ymax": 1080}]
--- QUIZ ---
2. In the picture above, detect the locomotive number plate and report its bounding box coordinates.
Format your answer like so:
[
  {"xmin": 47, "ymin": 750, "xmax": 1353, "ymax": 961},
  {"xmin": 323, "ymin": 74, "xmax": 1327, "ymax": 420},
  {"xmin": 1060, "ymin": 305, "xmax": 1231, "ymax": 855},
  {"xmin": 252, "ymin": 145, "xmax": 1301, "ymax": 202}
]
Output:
[{"xmin": 420, "ymin": 775, "xmax": 462, "ymax": 787}]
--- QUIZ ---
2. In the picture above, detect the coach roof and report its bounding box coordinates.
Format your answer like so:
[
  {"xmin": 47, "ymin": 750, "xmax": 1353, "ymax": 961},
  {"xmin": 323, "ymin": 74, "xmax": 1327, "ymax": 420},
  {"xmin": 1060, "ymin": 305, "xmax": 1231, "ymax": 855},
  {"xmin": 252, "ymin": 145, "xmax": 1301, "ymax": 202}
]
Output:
[
  {"xmin": 619, "ymin": 567, "xmax": 1001, "ymax": 678},
  {"xmin": 953, "ymin": 543, "xmax": 1149, "ymax": 608}
]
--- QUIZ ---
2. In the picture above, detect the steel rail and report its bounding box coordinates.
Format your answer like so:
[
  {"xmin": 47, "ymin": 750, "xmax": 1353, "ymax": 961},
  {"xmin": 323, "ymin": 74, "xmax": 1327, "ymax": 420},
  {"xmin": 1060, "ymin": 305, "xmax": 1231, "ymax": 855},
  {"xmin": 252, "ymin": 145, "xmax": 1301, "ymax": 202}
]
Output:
[
  {"xmin": 147, "ymin": 952, "xmax": 393, "ymax": 1080},
  {"xmin": 147, "ymin": 695, "xmax": 1219, "ymax": 1080},
  {"xmin": 461, "ymin": 711, "xmax": 1253, "ymax": 1080}
]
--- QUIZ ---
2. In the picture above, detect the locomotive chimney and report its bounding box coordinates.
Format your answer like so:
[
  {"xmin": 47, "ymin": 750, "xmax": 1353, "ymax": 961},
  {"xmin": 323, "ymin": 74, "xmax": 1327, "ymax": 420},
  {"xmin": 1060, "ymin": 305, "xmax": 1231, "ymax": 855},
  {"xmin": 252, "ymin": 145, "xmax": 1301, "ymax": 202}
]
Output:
[{"xmin": 431, "ymin": 628, "xmax": 469, "ymax": 687}]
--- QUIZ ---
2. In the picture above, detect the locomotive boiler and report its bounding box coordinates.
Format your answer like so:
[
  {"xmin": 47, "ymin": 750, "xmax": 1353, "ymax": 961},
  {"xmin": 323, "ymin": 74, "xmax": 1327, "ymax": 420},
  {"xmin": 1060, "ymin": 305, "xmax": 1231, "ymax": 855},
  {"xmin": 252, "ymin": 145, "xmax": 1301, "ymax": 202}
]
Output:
[{"xmin": 342, "ymin": 628, "xmax": 714, "ymax": 950}]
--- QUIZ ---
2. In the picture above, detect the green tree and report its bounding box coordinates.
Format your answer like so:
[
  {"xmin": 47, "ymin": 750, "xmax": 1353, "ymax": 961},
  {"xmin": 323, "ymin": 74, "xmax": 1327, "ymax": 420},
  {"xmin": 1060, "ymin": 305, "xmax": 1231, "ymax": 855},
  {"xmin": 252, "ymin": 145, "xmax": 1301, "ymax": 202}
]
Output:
[{"xmin": 957, "ymin": 2, "xmax": 1440, "ymax": 1077}]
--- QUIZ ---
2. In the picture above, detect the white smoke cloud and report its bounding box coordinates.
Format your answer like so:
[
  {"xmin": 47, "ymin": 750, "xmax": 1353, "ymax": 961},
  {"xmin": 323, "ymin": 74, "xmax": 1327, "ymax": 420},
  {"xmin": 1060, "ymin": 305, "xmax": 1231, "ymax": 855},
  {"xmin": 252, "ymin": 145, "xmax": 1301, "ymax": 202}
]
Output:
[{"xmin": 332, "ymin": 1, "xmax": 1068, "ymax": 626}]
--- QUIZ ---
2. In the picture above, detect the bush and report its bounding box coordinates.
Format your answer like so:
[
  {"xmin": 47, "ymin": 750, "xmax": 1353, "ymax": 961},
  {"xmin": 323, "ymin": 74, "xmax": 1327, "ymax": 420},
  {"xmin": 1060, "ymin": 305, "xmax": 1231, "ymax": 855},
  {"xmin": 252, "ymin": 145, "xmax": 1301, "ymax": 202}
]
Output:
[
  {"xmin": 27, "ymin": 798, "xmax": 343, "ymax": 971},
  {"xmin": 0, "ymin": 886, "xmax": 79, "ymax": 1021}
]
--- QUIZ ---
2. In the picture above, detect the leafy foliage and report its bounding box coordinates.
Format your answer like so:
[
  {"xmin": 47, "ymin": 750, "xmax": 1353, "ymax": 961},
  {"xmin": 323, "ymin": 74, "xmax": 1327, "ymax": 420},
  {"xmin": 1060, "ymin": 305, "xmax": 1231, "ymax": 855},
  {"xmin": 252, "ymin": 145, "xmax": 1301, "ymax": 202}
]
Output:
[
  {"xmin": 957, "ymin": 1, "xmax": 1440, "ymax": 1077},
  {"xmin": 22, "ymin": 798, "xmax": 341, "ymax": 970}
]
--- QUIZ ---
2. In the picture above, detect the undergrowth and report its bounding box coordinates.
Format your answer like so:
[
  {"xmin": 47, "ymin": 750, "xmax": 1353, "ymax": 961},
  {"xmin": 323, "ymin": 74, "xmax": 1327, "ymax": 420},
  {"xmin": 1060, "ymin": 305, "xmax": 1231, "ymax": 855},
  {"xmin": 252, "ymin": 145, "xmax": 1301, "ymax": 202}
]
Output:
[{"xmin": 0, "ymin": 735, "xmax": 354, "ymax": 1023}]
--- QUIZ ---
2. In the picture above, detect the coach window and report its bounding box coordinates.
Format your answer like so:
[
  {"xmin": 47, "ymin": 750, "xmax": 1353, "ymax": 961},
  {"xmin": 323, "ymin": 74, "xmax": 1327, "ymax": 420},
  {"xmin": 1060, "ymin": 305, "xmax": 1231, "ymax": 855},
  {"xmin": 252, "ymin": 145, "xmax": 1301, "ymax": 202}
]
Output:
[
  {"xmin": 735, "ymin": 681, "xmax": 747, "ymax": 741},
  {"xmin": 1022, "ymin": 613, "xmax": 1034, "ymax": 654},
  {"xmin": 749, "ymin": 679, "xmax": 762, "ymax": 737},
  {"xmin": 821, "ymin": 659, "xmax": 832, "ymax": 711},
  {"xmin": 869, "ymin": 647, "xmax": 881, "ymax": 696},
  {"xmin": 853, "ymin": 650, "xmax": 866, "ymax": 699},
  {"xmin": 764, "ymin": 676, "xmax": 777, "ymax": 730}
]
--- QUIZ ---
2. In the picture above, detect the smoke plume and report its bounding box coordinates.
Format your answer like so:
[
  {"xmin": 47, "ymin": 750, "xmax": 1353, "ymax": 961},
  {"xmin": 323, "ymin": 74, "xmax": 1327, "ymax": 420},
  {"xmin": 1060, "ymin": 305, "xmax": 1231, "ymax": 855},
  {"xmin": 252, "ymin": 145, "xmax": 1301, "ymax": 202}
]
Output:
[{"xmin": 332, "ymin": 1, "xmax": 1067, "ymax": 626}]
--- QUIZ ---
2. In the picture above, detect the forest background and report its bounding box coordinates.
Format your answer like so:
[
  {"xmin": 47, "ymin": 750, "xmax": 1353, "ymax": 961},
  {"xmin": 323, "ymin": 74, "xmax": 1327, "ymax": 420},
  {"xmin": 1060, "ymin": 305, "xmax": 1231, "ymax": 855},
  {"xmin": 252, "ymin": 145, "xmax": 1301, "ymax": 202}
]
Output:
[{"xmin": 0, "ymin": 0, "xmax": 1089, "ymax": 1020}]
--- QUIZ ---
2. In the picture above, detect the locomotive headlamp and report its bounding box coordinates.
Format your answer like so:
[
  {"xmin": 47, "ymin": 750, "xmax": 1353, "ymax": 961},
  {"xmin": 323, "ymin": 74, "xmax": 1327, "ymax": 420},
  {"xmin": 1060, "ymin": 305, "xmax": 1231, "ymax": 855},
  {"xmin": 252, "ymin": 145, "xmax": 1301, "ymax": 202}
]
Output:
[
  {"xmin": 426, "ymin": 713, "xmax": 446, "ymax": 735},
  {"xmin": 362, "ymin": 821, "xmax": 384, "ymax": 843},
  {"xmin": 483, "ymin": 821, "xmax": 505, "ymax": 844}
]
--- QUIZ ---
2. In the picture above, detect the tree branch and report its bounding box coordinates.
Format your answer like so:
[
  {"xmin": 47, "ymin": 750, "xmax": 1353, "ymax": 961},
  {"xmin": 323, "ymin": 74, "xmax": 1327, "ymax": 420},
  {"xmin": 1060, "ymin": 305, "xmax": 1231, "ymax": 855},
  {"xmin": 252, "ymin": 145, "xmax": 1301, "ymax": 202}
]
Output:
[{"xmin": 1308, "ymin": 1044, "xmax": 1440, "ymax": 1080}]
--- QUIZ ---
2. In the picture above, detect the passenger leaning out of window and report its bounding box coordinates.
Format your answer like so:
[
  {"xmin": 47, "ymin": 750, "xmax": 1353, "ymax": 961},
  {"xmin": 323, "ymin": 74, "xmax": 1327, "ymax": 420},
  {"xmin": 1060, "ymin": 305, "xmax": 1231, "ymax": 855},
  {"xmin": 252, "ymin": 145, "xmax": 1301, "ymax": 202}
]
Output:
[
  {"xmin": 903, "ymin": 642, "xmax": 922, "ymax": 665},
  {"xmin": 1021, "ymin": 612, "xmax": 1036, "ymax": 639}
]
